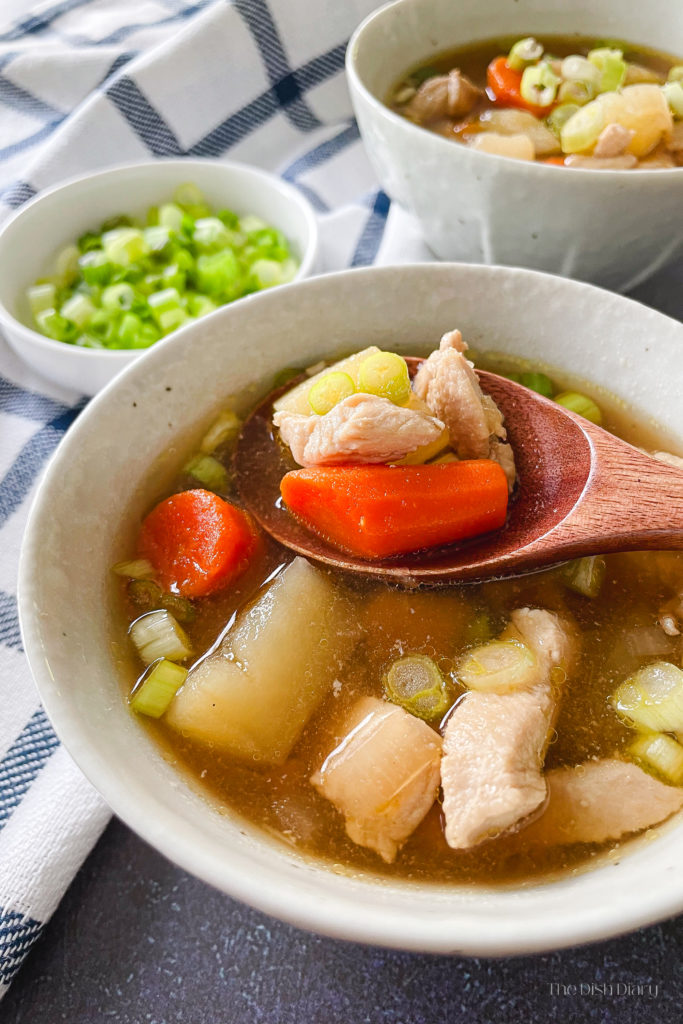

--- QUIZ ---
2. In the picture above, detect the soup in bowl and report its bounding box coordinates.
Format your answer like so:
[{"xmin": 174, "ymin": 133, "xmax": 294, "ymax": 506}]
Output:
[
  {"xmin": 346, "ymin": 0, "xmax": 683, "ymax": 289},
  {"xmin": 19, "ymin": 263, "xmax": 683, "ymax": 955}
]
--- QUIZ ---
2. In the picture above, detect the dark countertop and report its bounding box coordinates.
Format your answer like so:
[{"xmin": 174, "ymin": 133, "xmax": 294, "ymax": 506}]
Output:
[{"xmin": 4, "ymin": 264, "xmax": 683, "ymax": 1024}]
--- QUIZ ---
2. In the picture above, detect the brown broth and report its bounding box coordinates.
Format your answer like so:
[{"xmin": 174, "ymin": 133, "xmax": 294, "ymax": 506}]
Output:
[{"xmin": 114, "ymin": 357, "xmax": 683, "ymax": 887}]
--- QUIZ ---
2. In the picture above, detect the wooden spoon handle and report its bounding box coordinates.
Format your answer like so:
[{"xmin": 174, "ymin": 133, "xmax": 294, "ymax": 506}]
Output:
[{"xmin": 537, "ymin": 417, "xmax": 683, "ymax": 558}]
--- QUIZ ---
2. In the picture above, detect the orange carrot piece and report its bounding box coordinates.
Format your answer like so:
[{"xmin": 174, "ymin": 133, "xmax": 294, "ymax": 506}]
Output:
[
  {"xmin": 543, "ymin": 156, "xmax": 567, "ymax": 166},
  {"xmin": 138, "ymin": 489, "xmax": 258, "ymax": 597},
  {"xmin": 280, "ymin": 462, "xmax": 509, "ymax": 560},
  {"xmin": 486, "ymin": 56, "xmax": 553, "ymax": 118}
]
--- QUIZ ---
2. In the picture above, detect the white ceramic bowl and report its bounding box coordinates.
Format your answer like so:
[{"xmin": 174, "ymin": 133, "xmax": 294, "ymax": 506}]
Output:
[
  {"xmin": 346, "ymin": 0, "xmax": 683, "ymax": 291},
  {"xmin": 19, "ymin": 263, "xmax": 683, "ymax": 955},
  {"xmin": 0, "ymin": 159, "xmax": 318, "ymax": 396}
]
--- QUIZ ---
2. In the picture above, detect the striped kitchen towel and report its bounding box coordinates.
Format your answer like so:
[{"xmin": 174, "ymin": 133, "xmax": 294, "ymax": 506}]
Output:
[{"xmin": 0, "ymin": 0, "xmax": 415, "ymax": 996}]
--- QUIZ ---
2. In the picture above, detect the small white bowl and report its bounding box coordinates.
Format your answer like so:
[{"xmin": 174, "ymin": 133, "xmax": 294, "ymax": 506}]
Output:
[
  {"xmin": 346, "ymin": 0, "xmax": 683, "ymax": 290},
  {"xmin": 0, "ymin": 159, "xmax": 318, "ymax": 396},
  {"xmin": 19, "ymin": 263, "xmax": 683, "ymax": 956}
]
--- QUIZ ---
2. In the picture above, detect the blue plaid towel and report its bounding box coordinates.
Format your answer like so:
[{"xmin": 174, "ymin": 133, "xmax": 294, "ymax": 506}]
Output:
[{"xmin": 0, "ymin": 0, "xmax": 431, "ymax": 996}]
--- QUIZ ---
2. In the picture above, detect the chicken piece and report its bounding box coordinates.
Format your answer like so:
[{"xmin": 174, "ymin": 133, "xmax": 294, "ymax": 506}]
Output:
[
  {"xmin": 565, "ymin": 154, "xmax": 638, "ymax": 170},
  {"xmin": 311, "ymin": 696, "xmax": 442, "ymax": 863},
  {"xmin": 405, "ymin": 69, "xmax": 481, "ymax": 122},
  {"xmin": 273, "ymin": 392, "xmax": 444, "ymax": 467},
  {"xmin": 518, "ymin": 759, "xmax": 683, "ymax": 846},
  {"xmin": 413, "ymin": 329, "xmax": 516, "ymax": 487},
  {"xmin": 441, "ymin": 608, "xmax": 576, "ymax": 849},
  {"xmin": 593, "ymin": 122, "xmax": 635, "ymax": 159}
]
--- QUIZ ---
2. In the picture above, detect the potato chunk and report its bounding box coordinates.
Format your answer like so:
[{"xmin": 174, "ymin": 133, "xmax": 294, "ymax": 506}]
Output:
[
  {"xmin": 165, "ymin": 557, "xmax": 358, "ymax": 764},
  {"xmin": 311, "ymin": 696, "xmax": 442, "ymax": 863}
]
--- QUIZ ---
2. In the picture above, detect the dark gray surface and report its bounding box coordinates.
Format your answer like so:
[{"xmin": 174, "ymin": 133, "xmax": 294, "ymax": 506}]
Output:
[
  {"xmin": 3, "ymin": 817, "xmax": 683, "ymax": 1024},
  {"xmin": 5, "ymin": 263, "xmax": 683, "ymax": 1023}
]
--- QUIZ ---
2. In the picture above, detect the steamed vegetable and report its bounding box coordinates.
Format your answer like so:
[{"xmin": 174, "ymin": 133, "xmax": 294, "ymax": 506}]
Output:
[
  {"xmin": 138, "ymin": 489, "xmax": 258, "ymax": 598},
  {"xmin": 628, "ymin": 732, "xmax": 683, "ymax": 786},
  {"xmin": 487, "ymin": 56, "xmax": 554, "ymax": 117},
  {"xmin": 129, "ymin": 609, "xmax": 192, "ymax": 664},
  {"xmin": 457, "ymin": 638, "xmax": 539, "ymax": 693},
  {"xmin": 384, "ymin": 654, "xmax": 451, "ymax": 720},
  {"xmin": 555, "ymin": 391, "xmax": 602, "ymax": 424},
  {"xmin": 28, "ymin": 184, "xmax": 298, "ymax": 350},
  {"xmin": 280, "ymin": 461, "xmax": 509, "ymax": 559},
  {"xmin": 612, "ymin": 662, "xmax": 683, "ymax": 735},
  {"xmin": 164, "ymin": 557, "xmax": 358, "ymax": 763},
  {"xmin": 129, "ymin": 659, "xmax": 188, "ymax": 718},
  {"xmin": 561, "ymin": 555, "xmax": 606, "ymax": 598}
]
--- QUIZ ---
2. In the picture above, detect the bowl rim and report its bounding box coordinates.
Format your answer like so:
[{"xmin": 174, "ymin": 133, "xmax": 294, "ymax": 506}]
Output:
[
  {"xmin": 346, "ymin": 0, "xmax": 683, "ymax": 179},
  {"xmin": 0, "ymin": 156, "xmax": 319, "ymax": 362},
  {"xmin": 17, "ymin": 262, "xmax": 683, "ymax": 956}
]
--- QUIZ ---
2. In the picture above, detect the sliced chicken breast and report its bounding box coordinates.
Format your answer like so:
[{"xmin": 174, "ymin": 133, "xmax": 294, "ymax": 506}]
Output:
[
  {"xmin": 311, "ymin": 696, "xmax": 442, "ymax": 863},
  {"xmin": 274, "ymin": 392, "xmax": 444, "ymax": 467},
  {"xmin": 442, "ymin": 608, "xmax": 576, "ymax": 849},
  {"xmin": 519, "ymin": 759, "xmax": 683, "ymax": 846}
]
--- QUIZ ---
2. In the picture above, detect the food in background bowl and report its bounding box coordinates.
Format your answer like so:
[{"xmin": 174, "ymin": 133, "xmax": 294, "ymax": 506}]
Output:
[
  {"xmin": 112, "ymin": 326, "xmax": 683, "ymax": 885},
  {"xmin": 27, "ymin": 183, "xmax": 298, "ymax": 351},
  {"xmin": 390, "ymin": 36, "xmax": 683, "ymax": 168}
]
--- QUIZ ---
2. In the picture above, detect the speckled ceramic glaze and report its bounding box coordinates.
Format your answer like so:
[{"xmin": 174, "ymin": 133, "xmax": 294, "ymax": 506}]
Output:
[
  {"xmin": 18, "ymin": 264, "xmax": 683, "ymax": 955},
  {"xmin": 0, "ymin": 159, "xmax": 318, "ymax": 396},
  {"xmin": 346, "ymin": 0, "xmax": 683, "ymax": 290}
]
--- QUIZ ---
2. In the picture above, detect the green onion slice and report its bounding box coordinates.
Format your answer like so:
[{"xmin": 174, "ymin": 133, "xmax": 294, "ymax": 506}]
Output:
[
  {"xmin": 457, "ymin": 639, "xmax": 539, "ymax": 694},
  {"xmin": 554, "ymin": 391, "xmax": 602, "ymax": 424},
  {"xmin": 560, "ymin": 555, "xmax": 606, "ymax": 598},
  {"xmin": 612, "ymin": 662, "xmax": 683, "ymax": 735},
  {"xmin": 384, "ymin": 654, "xmax": 451, "ymax": 721},
  {"xmin": 520, "ymin": 63, "xmax": 560, "ymax": 108},
  {"xmin": 628, "ymin": 732, "xmax": 683, "ymax": 787},
  {"xmin": 129, "ymin": 658, "xmax": 188, "ymax": 718},
  {"xmin": 507, "ymin": 37, "xmax": 544, "ymax": 73},
  {"xmin": 357, "ymin": 352, "xmax": 411, "ymax": 405},
  {"xmin": 129, "ymin": 609, "xmax": 192, "ymax": 665}
]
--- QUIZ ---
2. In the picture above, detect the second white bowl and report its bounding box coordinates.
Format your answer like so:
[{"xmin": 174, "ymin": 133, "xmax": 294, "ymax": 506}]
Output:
[{"xmin": 347, "ymin": 0, "xmax": 683, "ymax": 290}]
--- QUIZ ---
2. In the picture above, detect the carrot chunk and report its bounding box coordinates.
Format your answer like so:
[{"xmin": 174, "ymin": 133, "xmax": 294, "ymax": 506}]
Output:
[
  {"xmin": 280, "ymin": 462, "xmax": 509, "ymax": 559},
  {"xmin": 487, "ymin": 56, "xmax": 553, "ymax": 118},
  {"xmin": 138, "ymin": 489, "xmax": 258, "ymax": 597}
]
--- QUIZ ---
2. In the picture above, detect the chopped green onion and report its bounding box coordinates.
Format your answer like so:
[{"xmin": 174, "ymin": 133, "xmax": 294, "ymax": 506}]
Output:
[
  {"xmin": 35, "ymin": 309, "xmax": 75, "ymax": 342},
  {"xmin": 60, "ymin": 292, "xmax": 96, "ymax": 328},
  {"xmin": 173, "ymin": 182, "xmax": 207, "ymax": 210},
  {"xmin": 158, "ymin": 202, "xmax": 185, "ymax": 232},
  {"xmin": 200, "ymin": 409, "xmax": 242, "ymax": 453},
  {"xmin": 507, "ymin": 37, "xmax": 544, "ymax": 73},
  {"xmin": 77, "ymin": 231, "xmax": 101, "ymax": 253},
  {"xmin": 129, "ymin": 609, "xmax": 192, "ymax": 665},
  {"xmin": 129, "ymin": 658, "xmax": 187, "ymax": 718},
  {"xmin": 160, "ymin": 593, "xmax": 196, "ymax": 625},
  {"xmin": 384, "ymin": 654, "xmax": 451, "ymax": 721},
  {"xmin": 547, "ymin": 103, "xmax": 581, "ymax": 137},
  {"xmin": 102, "ymin": 282, "xmax": 136, "ymax": 312},
  {"xmin": 612, "ymin": 662, "xmax": 683, "ymax": 735},
  {"xmin": 239, "ymin": 214, "xmax": 268, "ymax": 234},
  {"xmin": 187, "ymin": 293, "xmax": 218, "ymax": 318},
  {"xmin": 128, "ymin": 579, "xmax": 164, "ymax": 613},
  {"xmin": 558, "ymin": 79, "xmax": 595, "ymax": 106},
  {"xmin": 308, "ymin": 372, "xmax": 356, "ymax": 415},
  {"xmin": 561, "ymin": 555, "xmax": 606, "ymax": 597},
  {"xmin": 112, "ymin": 558, "xmax": 156, "ymax": 579},
  {"xmin": 102, "ymin": 227, "xmax": 149, "ymax": 266},
  {"xmin": 193, "ymin": 217, "xmax": 233, "ymax": 251},
  {"xmin": 663, "ymin": 81, "xmax": 683, "ymax": 118},
  {"xmin": 357, "ymin": 352, "xmax": 411, "ymax": 405},
  {"xmin": 55, "ymin": 245, "xmax": 80, "ymax": 286},
  {"xmin": 560, "ymin": 100, "xmax": 605, "ymax": 153},
  {"xmin": 668, "ymin": 65, "xmax": 683, "ymax": 84},
  {"xmin": 587, "ymin": 47, "xmax": 627, "ymax": 93},
  {"xmin": 78, "ymin": 250, "xmax": 113, "ymax": 287},
  {"xmin": 628, "ymin": 732, "xmax": 683, "ymax": 786},
  {"xmin": 158, "ymin": 308, "xmax": 191, "ymax": 334},
  {"xmin": 27, "ymin": 283, "xmax": 56, "ymax": 317},
  {"xmin": 520, "ymin": 371, "xmax": 554, "ymax": 397},
  {"xmin": 457, "ymin": 639, "xmax": 539, "ymax": 694},
  {"xmin": 183, "ymin": 453, "xmax": 229, "ymax": 492},
  {"xmin": 560, "ymin": 55, "xmax": 600, "ymax": 87},
  {"xmin": 555, "ymin": 391, "xmax": 602, "ymax": 424},
  {"xmin": 143, "ymin": 225, "xmax": 172, "ymax": 253},
  {"xmin": 520, "ymin": 63, "xmax": 560, "ymax": 108}
]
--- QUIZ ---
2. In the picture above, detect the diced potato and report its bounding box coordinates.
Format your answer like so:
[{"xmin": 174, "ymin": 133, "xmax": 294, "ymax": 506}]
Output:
[
  {"xmin": 468, "ymin": 133, "xmax": 535, "ymax": 160},
  {"xmin": 311, "ymin": 696, "xmax": 442, "ymax": 862},
  {"xmin": 478, "ymin": 108, "xmax": 561, "ymax": 156},
  {"xmin": 596, "ymin": 85, "xmax": 672, "ymax": 156},
  {"xmin": 273, "ymin": 346, "xmax": 381, "ymax": 415},
  {"xmin": 165, "ymin": 558, "xmax": 358, "ymax": 764}
]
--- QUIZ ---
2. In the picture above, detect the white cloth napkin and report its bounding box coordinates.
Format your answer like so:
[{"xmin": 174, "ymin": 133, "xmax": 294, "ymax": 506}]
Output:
[{"xmin": 0, "ymin": 0, "xmax": 425, "ymax": 996}]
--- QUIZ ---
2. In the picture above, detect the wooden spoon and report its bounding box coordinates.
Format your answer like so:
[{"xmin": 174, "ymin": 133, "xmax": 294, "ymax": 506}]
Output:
[{"xmin": 234, "ymin": 360, "xmax": 683, "ymax": 584}]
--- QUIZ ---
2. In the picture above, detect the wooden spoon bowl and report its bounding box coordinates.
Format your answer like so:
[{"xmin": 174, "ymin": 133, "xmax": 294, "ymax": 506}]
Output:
[{"xmin": 235, "ymin": 360, "xmax": 683, "ymax": 585}]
